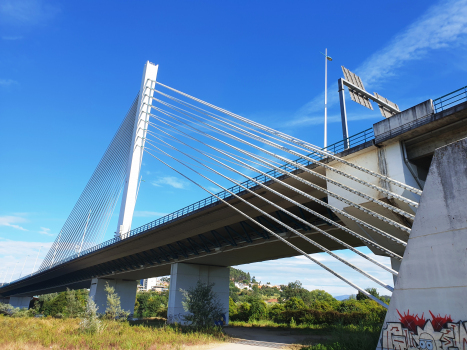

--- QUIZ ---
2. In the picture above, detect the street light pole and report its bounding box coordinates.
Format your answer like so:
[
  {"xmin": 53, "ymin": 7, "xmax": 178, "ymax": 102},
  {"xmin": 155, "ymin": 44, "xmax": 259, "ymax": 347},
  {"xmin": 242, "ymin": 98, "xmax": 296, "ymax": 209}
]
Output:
[
  {"xmin": 321, "ymin": 49, "xmax": 332, "ymax": 148},
  {"xmin": 324, "ymin": 48, "xmax": 328, "ymax": 148}
]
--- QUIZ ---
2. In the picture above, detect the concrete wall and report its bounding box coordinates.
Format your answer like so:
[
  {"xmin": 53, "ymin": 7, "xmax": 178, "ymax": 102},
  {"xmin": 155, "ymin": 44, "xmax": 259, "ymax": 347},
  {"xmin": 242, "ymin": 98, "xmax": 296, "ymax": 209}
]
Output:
[
  {"xmin": 373, "ymin": 100, "xmax": 434, "ymax": 139},
  {"xmin": 377, "ymin": 137, "xmax": 467, "ymax": 350},
  {"xmin": 89, "ymin": 278, "xmax": 138, "ymax": 315},
  {"xmin": 168, "ymin": 263, "xmax": 229, "ymax": 325}
]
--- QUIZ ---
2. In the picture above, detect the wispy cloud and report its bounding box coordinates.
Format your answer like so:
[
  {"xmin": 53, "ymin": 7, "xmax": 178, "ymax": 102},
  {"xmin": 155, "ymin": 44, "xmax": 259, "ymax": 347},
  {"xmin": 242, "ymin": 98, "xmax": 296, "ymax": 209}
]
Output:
[
  {"xmin": 0, "ymin": 215, "xmax": 28, "ymax": 231},
  {"xmin": 133, "ymin": 211, "xmax": 169, "ymax": 218},
  {"xmin": 2, "ymin": 35, "xmax": 22, "ymax": 40},
  {"xmin": 292, "ymin": 0, "xmax": 467, "ymax": 127},
  {"xmin": 152, "ymin": 176, "xmax": 189, "ymax": 189},
  {"xmin": 0, "ymin": 0, "xmax": 60, "ymax": 26},
  {"xmin": 0, "ymin": 79, "xmax": 19, "ymax": 86},
  {"xmin": 38, "ymin": 227, "xmax": 53, "ymax": 236},
  {"xmin": 0, "ymin": 239, "xmax": 53, "ymax": 283}
]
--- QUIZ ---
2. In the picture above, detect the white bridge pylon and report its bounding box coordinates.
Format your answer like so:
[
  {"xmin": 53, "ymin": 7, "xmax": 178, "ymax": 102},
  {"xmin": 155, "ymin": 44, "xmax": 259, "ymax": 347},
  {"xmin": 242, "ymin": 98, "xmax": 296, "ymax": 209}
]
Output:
[{"xmin": 117, "ymin": 62, "xmax": 158, "ymax": 238}]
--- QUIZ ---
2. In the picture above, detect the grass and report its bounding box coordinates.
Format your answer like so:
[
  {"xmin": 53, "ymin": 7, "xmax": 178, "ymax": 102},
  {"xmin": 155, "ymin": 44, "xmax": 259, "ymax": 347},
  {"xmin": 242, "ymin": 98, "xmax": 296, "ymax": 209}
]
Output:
[
  {"xmin": 230, "ymin": 320, "xmax": 382, "ymax": 350},
  {"xmin": 299, "ymin": 323, "xmax": 382, "ymax": 350},
  {"xmin": 0, "ymin": 315, "xmax": 227, "ymax": 350}
]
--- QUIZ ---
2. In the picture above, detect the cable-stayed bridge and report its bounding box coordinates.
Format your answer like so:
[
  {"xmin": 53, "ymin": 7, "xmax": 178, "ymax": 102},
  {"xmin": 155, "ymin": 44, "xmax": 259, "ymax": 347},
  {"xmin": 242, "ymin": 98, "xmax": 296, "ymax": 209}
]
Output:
[{"xmin": 1, "ymin": 62, "xmax": 467, "ymax": 345}]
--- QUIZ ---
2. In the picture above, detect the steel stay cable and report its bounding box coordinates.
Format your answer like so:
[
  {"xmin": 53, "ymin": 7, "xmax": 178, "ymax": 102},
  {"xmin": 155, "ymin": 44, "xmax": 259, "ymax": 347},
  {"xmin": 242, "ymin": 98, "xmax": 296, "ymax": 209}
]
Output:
[
  {"xmin": 146, "ymin": 120, "xmax": 414, "ymax": 229},
  {"xmin": 145, "ymin": 136, "xmax": 398, "ymax": 278},
  {"xmin": 145, "ymin": 142, "xmax": 395, "ymax": 292},
  {"xmin": 144, "ymin": 131, "xmax": 403, "ymax": 260},
  {"xmin": 149, "ymin": 97, "xmax": 418, "ymax": 211},
  {"xmin": 147, "ymin": 113, "xmax": 408, "ymax": 246},
  {"xmin": 152, "ymin": 81, "xmax": 421, "ymax": 197},
  {"xmin": 56, "ymin": 110, "xmax": 134, "ymax": 262},
  {"xmin": 51, "ymin": 96, "xmax": 137, "ymax": 263},
  {"xmin": 41, "ymin": 98, "xmax": 138, "ymax": 267},
  {"xmin": 146, "ymin": 111, "xmax": 415, "ymax": 233},
  {"xmin": 143, "ymin": 148, "xmax": 389, "ymax": 308},
  {"xmin": 147, "ymin": 102, "xmax": 418, "ymax": 218}
]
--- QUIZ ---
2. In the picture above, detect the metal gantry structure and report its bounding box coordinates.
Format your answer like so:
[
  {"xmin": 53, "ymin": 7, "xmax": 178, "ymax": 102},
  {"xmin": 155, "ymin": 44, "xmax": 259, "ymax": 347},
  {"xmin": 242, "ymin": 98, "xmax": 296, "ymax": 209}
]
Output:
[{"xmin": 4, "ymin": 62, "xmax": 426, "ymax": 307}]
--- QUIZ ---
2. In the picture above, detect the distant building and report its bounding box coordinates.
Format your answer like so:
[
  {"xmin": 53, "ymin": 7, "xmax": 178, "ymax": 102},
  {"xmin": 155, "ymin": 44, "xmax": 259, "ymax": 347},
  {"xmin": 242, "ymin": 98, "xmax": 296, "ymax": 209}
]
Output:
[{"xmin": 140, "ymin": 277, "xmax": 169, "ymax": 292}]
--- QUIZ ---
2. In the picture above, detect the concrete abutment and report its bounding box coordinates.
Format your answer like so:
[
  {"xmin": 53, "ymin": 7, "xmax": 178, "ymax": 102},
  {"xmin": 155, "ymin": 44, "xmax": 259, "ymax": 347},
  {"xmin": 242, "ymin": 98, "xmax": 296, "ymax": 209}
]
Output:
[{"xmin": 376, "ymin": 137, "xmax": 467, "ymax": 350}]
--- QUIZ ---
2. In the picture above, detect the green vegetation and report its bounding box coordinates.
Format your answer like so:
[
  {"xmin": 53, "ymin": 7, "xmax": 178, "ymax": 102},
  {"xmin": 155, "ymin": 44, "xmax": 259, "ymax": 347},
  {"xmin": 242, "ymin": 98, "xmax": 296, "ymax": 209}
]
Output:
[
  {"xmin": 181, "ymin": 280, "xmax": 225, "ymax": 327},
  {"xmin": 229, "ymin": 267, "xmax": 251, "ymax": 283},
  {"xmin": 227, "ymin": 269, "xmax": 387, "ymax": 350},
  {"xmin": 0, "ymin": 316, "xmax": 226, "ymax": 349},
  {"xmin": 134, "ymin": 290, "xmax": 168, "ymax": 318}
]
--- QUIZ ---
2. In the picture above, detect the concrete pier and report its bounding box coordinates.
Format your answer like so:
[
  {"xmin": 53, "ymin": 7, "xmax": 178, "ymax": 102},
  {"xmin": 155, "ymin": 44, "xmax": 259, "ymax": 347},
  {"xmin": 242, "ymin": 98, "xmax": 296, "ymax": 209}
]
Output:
[
  {"xmin": 167, "ymin": 263, "xmax": 229, "ymax": 325},
  {"xmin": 89, "ymin": 278, "xmax": 138, "ymax": 315},
  {"xmin": 9, "ymin": 296, "xmax": 31, "ymax": 309}
]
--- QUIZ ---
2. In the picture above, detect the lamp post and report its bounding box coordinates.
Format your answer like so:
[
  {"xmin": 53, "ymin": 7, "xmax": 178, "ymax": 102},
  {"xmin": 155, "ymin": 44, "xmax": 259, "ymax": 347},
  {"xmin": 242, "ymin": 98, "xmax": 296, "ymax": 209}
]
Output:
[{"xmin": 321, "ymin": 49, "xmax": 332, "ymax": 148}]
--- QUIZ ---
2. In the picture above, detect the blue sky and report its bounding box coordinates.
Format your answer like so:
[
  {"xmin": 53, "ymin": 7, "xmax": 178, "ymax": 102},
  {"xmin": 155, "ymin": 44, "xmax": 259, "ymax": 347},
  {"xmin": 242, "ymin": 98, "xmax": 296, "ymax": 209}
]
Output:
[{"xmin": 1, "ymin": 0, "xmax": 467, "ymax": 295}]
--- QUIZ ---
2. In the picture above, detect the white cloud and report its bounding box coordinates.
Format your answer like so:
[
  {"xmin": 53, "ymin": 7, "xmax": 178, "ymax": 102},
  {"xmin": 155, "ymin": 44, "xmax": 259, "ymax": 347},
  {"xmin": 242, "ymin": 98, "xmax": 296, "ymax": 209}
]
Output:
[
  {"xmin": 0, "ymin": 239, "xmax": 53, "ymax": 283},
  {"xmin": 133, "ymin": 211, "xmax": 169, "ymax": 218},
  {"xmin": 0, "ymin": 215, "xmax": 28, "ymax": 231},
  {"xmin": 0, "ymin": 0, "xmax": 60, "ymax": 26},
  {"xmin": 291, "ymin": 0, "xmax": 467, "ymax": 127},
  {"xmin": 152, "ymin": 176, "xmax": 189, "ymax": 189},
  {"xmin": 38, "ymin": 227, "xmax": 53, "ymax": 236}
]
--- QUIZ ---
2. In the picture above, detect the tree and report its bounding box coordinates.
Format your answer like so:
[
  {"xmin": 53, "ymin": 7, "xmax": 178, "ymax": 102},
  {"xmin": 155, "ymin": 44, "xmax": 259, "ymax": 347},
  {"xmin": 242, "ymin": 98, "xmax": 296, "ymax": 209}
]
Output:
[
  {"xmin": 104, "ymin": 282, "xmax": 130, "ymax": 320},
  {"xmin": 284, "ymin": 297, "xmax": 306, "ymax": 311},
  {"xmin": 65, "ymin": 288, "xmax": 85, "ymax": 317},
  {"xmin": 309, "ymin": 289, "xmax": 336, "ymax": 303},
  {"xmin": 279, "ymin": 280, "xmax": 312, "ymax": 304},
  {"xmin": 357, "ymin": 287, "xmax": 380, "ymax": 301},
  {"xmin": 181, "ymin": 280, "xmax": 225, "ymax": 327},
  {"xmin": 229, "ymin": 267, "xmax": 250, "ymax": 283}
]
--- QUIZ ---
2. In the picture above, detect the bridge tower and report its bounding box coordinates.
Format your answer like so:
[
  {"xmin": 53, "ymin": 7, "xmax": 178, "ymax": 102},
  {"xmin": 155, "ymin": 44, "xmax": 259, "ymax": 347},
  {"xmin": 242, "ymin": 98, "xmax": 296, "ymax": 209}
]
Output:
[{"xmin": 116, "ymin": 61, "xmax": 158, "ymax": 238}]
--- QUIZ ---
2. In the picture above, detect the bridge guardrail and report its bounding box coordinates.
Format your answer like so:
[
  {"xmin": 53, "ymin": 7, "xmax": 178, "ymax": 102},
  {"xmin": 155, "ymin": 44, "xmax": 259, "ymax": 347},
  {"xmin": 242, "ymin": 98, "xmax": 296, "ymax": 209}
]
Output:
[{"xmin": 433, "ymin": 85, "xmax": 467, "ymax": 113}]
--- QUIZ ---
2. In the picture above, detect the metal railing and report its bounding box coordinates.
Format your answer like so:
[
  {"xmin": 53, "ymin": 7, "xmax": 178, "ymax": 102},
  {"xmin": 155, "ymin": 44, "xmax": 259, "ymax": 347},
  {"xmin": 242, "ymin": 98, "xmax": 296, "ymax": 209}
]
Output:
[{"xmin": 433, "ymin": 85, "xmax": 467, "ymax": 113}]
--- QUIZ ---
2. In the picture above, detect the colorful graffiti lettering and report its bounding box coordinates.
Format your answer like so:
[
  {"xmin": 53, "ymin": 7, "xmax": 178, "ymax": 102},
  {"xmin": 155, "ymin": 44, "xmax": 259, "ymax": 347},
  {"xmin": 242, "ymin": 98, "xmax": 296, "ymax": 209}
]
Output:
[{"xmin": 381, "ymin": 310, "xmax": 467, "ymax": 350}]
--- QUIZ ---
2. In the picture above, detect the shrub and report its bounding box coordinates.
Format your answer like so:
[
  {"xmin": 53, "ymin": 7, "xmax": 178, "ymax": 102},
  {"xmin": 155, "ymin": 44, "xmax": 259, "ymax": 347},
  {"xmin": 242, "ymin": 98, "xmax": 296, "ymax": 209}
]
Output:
[
  {"xmin": 248, "ymin": 297, "xmax": 268, "ymax": 320},
  {"xmin": 80, "ymin": 296, "xmax": 104, "ymax": 334},
  {"xmin": 181, "ymin": 280, "xmax": 225, "ymax": 327},
  {"xmin": 103, "ymin": 282, "xmax": 130, "ymax": 320},
  {"xmin": 229, "ymin": 297, "xmax": 238, "ymax": 317},
  {"xmin": 284, "ymin": 297, "xmax": 306, "ymax": 311},
  {"xmin": 0, "ymin": 302, "xmax": 17, "ymax": 316}
]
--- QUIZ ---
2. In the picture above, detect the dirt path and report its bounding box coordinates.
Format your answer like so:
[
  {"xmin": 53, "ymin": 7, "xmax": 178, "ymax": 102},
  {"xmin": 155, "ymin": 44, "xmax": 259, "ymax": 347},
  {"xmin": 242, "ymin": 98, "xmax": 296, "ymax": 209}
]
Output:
[{"xmin": 192, "ymin": 327, "xmax": 329, "ymax": 349}]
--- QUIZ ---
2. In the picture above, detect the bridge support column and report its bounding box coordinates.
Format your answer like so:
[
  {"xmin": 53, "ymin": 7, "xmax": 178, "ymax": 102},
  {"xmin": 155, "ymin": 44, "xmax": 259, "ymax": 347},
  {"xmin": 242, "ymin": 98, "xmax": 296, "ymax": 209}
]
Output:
[
  {"xmin": 89, "ymin": 278, "xmax": 138, "ymax": 315},
  {"xmin": 377, "ymin": 137, "xmax": 467, "ymax": 350},
  {"xmin": 167, "ymin": 263, "xmax": 229, "ymax": 325},
  {"xmin": 9, "ymin": 296, "xmax": 31, "ymax": 309}
]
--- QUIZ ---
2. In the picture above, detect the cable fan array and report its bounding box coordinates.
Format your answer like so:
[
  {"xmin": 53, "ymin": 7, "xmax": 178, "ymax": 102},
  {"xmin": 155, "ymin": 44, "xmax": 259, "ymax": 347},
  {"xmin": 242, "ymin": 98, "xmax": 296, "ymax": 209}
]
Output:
[
  {"xmin": 140, "ymin": 80, "xmax": 422, "ymax": 308},
  {"xmin": 38, "ymin": 96, "xmax": 139, "ymax": 271}
]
